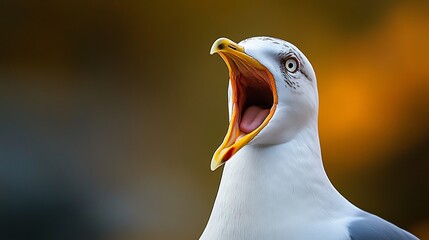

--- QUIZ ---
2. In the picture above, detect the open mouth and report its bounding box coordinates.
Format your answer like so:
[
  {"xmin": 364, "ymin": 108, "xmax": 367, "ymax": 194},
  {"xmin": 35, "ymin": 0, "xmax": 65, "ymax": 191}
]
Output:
[
  {"xmin": 210, "ymin": 38, "xmax": 278, "ymax": 170},
  {"xmin": 236, "ymin": 68, "xmax": 274, "ymax": 134}
]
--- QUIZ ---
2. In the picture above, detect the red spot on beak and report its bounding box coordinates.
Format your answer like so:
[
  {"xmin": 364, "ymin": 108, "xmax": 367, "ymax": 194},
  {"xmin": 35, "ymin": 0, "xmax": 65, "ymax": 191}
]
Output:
[{"xmin": 223, "ymin": 147, "xmax": 235, "ymax": 162}]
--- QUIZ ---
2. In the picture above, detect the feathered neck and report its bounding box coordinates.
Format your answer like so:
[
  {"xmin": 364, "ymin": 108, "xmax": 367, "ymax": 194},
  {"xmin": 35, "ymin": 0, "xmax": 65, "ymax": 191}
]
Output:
[{"xmin": 201, "ymin": 120, "xmax": 355, "ymax": 239}]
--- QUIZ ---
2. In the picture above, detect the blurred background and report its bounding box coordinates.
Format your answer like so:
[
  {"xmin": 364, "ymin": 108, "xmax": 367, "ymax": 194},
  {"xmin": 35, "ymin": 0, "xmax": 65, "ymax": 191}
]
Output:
[{"xmin": 0, "ymin": 0, "xmax": 428, "ymax": 239}]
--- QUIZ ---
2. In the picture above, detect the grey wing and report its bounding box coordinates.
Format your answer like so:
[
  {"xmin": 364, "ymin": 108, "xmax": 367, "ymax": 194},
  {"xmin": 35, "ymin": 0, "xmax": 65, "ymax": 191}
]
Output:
[{"xmin": 348, "ymin": 211, "xmax": 418, "ymax": 240}]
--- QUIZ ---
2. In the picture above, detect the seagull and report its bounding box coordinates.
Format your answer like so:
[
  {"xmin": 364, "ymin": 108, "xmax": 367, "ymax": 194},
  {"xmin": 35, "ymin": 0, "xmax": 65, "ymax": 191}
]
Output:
[{"xmin": 200, "ymin": 37, "xmax": 418, "ymax": 240}]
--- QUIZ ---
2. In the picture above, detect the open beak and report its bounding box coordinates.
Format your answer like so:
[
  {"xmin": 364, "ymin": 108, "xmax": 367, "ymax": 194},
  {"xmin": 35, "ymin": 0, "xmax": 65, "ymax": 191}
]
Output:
[{"xmin": 210, "ymin": 38, "xmax": 278, "ymax": 170}]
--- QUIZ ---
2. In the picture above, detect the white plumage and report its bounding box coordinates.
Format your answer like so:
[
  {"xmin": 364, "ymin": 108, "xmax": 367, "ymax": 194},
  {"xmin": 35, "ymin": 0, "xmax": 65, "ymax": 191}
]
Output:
[{"xmin": 200, "ymin": 37, "xmax": 417, "ymax": 240}]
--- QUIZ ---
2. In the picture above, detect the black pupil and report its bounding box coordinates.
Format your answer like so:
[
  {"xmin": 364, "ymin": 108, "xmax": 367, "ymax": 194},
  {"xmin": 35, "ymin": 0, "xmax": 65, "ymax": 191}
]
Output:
[{"xmin": 288, "ymin": 62, "xmax": 294, "ymax": 69}]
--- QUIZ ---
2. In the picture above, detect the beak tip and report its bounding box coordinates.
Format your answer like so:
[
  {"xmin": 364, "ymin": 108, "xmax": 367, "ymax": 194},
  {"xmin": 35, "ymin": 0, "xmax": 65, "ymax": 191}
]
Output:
[
  {"xmin": 210, "ymin": 159, "xmax": 222, "ymax": 171},
  {"xmin": 210, "ymin": 37, "xmax": 232, "ymax": 55}
]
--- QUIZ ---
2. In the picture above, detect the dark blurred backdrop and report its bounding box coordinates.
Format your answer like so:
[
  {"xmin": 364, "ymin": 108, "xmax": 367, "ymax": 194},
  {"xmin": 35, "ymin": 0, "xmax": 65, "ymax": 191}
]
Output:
[{"xmin": 0, "ymin": 0, "xmax": 428, "ymax": 239}]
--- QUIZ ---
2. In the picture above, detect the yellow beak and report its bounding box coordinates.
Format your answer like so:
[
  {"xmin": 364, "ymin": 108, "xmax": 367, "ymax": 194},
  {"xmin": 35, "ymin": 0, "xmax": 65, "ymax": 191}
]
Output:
[{"xmin": 210, "ymin": 38, "xmax": 278, "ymax": 170}]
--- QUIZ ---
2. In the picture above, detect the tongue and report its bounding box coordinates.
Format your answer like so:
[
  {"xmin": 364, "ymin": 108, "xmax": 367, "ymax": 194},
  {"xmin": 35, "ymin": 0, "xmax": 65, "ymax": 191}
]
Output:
[{"xmin": 239, "ymin": 106, "xmax": 270, "ymax": 134}]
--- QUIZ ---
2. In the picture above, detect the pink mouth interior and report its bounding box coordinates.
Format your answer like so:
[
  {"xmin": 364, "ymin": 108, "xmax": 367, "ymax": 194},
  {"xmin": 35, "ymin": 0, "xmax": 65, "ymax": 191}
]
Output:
[
  {"xmin": 235, "ymin": 73, "xmax": 273, "ymax": 134},
  {"xmin": 239, "ymin": 106, "xmax": 270, "ymax": 133}
]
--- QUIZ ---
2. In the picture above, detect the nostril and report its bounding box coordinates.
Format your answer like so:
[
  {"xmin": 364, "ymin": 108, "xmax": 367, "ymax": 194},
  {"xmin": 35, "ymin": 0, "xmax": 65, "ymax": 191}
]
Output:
[
  {"xmin": 218, "ymin": 43, "xmax": 224, "ymax": 50},
  {"xmin": 228, "ymin": 44, "xmax": 237, "ymax": 50}
]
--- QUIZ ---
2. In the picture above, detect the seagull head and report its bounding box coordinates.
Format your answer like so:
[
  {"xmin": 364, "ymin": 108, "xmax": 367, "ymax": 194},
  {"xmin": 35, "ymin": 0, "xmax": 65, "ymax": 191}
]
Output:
[{"xmin": 210, "ymin": 37, "xmax": 318, "ymax": 170}]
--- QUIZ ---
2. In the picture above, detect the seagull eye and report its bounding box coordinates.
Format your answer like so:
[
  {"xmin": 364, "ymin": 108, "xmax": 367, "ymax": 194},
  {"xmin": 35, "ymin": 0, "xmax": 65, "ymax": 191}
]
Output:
[{"xmin": 285, "ymin": 58, "xmax": 298, "ymax": 73}]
